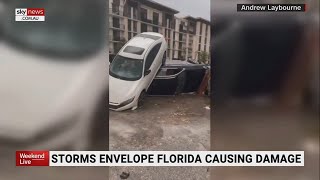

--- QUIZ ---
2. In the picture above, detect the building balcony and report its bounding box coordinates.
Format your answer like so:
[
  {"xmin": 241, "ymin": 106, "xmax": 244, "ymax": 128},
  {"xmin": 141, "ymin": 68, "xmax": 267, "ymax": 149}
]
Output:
[
  {"xmin": 131, "ymin": 27, "xmax": 138, "ymax": 32},
  {"xmin": 141, "ymin": 17, "xmax": 153, "ymax": 24},
  {"xmin": 111, "ymin": 24, "xmax": 125, "ymax": 30},
  {"xmin": 110, "ymin": 35, "xmax": 124, "ymax": 42},
  {"xmin": 128, "ymin": 14, "xmax": 138, "ymax": 20},
  {"xmin": 153, "ymin": 21, "xmax": 159, "ymax": 25},
  {"xmin": 110, "ymin": 8, "xmax": 123, "ymax": 16}
]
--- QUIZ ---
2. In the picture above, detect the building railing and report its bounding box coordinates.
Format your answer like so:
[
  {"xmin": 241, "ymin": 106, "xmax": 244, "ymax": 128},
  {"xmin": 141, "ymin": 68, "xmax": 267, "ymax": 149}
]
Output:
[
  {"xmin": 128, "ymin": 14, "xmax": 138, "ymax": 20},
  {"xmin": 111, "ymin": 24, "xmax": 125, "ymax": 29},
  {"xmin": 110, "ymin": 35, "xmax": 124, "ymax": 42},
  {"xmin": 141, "ymin": 17, "xmax": 153, "ymax": 24},
  {"xmin": 111, "ymin": 4, "xmax": 123, "ymax": 15},
  {"xmin": 110, "ymin": 8, "xmax": 123, "ymax": 16}
]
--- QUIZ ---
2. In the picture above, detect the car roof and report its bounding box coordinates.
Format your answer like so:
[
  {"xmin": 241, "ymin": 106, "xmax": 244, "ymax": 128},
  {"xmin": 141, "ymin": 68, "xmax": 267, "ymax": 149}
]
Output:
[
  {"xmin": 126, "ymin": 37, "xmax": 155, "ymax": 49},
  {"xmin": 119, "ymin": 33, "xmax": 164, "ymax": 59}
]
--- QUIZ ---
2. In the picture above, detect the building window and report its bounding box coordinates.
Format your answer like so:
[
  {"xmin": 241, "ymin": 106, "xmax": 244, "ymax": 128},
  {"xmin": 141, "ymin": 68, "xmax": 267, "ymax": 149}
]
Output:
[
  {"xmin": 153, "ymin": 12, "xmax": 159, "ymax": 25},
  {"xmin": 198, "ymin": 44, "xmax": 201, "ymax": 51},
  {"xmin": 141, "ymin": 23, "xmax": 148, "ymax": 32},
  {"xmin": 153, "ymin": 26, "xmax": 158, "ymax": 32},
  {"xmin": 133, "ymin": 21, "xmax": 137, "ymax": 32},
  {"xmin": 113, "ymin": 30, "xmax": 121, "ymax": 41},
  {"xmin": 140, "ymin": 8, "xmax": 148, "ymax": 22},
  {"xmin": 112, "ymin": 0, "xmax": 120, "ymax": 15},
  {"xmin": 205, "ymin": 24, "xmax": 209, "ymax": 34},
  {"xmin": 127, "ymin": 0, "xmax": 138, "ymax": 19},
  {"xmin": 128, "ymin": 20, "xmax": 132, "ymax": 31},
  {"xmin": 128, "ymin": 32, "xmax": 132, "ymax": 40},
  {"xmin": 199, "ymin": 22, "xmax": 202, "ymax": 35},
  {"xmin": 179, "ymin": 24, "xmax": 183, "ymax": 31},
  {"xmin": 129, "ymin": 6, "xmax": 138, "ymax": 19},
  {"xmin": 113, "ymin": 17, "xmax": 120, "ymax": 28},
  {"xmin": 114, "ymin": 42, "xmax": 123, "ymax": 54},
  {"xmin": 165, "ymin": 13, "xmax": 173, "ymax": 28}
]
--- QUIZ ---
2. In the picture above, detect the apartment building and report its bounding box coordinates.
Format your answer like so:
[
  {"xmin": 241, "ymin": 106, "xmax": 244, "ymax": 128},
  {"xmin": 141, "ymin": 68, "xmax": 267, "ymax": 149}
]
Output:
[{"xmin": 109, "ymin": 0, "xmax": 210, "ymax": 62}]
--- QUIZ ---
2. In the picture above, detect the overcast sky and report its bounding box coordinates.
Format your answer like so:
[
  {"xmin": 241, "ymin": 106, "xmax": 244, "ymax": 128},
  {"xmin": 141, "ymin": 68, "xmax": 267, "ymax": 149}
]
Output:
[{"xmin": 154, "ymin": 0, "xmax": 210, "ymax": 20}]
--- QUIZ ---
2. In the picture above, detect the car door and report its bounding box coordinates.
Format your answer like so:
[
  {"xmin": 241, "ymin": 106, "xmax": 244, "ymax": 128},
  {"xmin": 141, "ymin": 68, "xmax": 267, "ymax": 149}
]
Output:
[
  {"xmin": 143, "ymin": 42, "xmax": 162, "ymax": 89},
  {"xmin": 148, "ymin": 64, "xmax": 209, "ymax": 95},
  {"xmin": 147, "ymin": 68, "xmax": 185, "ymax": 95}
]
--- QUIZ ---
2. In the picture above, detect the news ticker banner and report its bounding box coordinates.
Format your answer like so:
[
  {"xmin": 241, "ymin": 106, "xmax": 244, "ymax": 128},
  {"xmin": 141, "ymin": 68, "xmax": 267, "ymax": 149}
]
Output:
[
  {"xmin": 237, "ymin": 4, "xmax": 307, "ymax": 12},
  {"xmin": 15, "ymin": 8, "xmax": 45, "ymax": 22},
  {"xmin": 16, "ymin": 151, "xmax": 304, "ymax": 167}
]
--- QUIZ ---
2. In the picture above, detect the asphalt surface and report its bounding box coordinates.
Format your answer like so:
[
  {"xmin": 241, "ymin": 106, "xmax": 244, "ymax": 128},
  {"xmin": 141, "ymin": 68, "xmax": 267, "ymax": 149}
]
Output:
[{"xmin": 109, "ymin": 95, "xmax": 210, "ymax": 180}]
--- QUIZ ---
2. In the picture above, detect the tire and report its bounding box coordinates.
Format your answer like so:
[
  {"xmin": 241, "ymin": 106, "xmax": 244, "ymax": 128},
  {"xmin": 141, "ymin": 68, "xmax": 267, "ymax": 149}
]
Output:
[{"xmin": 138, "ymin": 90, "xmax": 146, "ymax": 107}]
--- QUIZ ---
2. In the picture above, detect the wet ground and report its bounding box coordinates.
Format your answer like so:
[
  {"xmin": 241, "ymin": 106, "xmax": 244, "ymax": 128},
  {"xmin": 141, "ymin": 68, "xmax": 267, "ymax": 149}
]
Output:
[{"xmin": 109, "ymin": 95, "xmax": 210, "ymax": 180}]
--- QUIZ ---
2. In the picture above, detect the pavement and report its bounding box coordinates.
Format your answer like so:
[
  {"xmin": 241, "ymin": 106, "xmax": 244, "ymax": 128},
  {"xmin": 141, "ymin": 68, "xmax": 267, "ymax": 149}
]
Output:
[{"xmin": 109, "ymin": 95, "xmax": 210, "ymax": 180}]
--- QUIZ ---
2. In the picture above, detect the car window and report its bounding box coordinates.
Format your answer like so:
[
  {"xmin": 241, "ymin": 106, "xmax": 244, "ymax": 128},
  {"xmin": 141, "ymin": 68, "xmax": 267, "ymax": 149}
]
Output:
[
  {"xmin": 163, "ymin": 51, "xmax": 167, "ymax": 61},
  {"xmin": 110, "ymin": 55, "xmax": 143, "ymax": 81},
  {"xmin": 145, "ymin": 43, "xmax": 161, "ymax": 70},
  {"xmin": 123, "ymin": 46, "xmax": 145, "ymax": 55}
]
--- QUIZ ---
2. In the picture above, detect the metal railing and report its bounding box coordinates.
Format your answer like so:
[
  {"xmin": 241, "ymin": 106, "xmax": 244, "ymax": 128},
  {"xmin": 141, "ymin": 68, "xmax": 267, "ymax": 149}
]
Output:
[{"xmin": 111, "ymin": 24, "xmax": 125, "ymax": 29}]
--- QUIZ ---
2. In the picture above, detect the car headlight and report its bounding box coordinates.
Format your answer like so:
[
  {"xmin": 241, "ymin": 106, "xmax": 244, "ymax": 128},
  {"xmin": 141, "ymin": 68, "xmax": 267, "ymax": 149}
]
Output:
[{"xmin": 120, "ymin": 97, "xmax": 135, "ymax": 106}]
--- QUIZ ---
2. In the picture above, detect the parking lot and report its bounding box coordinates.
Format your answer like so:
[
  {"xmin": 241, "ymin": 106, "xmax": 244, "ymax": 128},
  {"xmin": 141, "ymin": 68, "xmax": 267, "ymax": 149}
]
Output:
[{"xmin": 110, "ymin": 94, "xmax": 210, "ymax": 179}]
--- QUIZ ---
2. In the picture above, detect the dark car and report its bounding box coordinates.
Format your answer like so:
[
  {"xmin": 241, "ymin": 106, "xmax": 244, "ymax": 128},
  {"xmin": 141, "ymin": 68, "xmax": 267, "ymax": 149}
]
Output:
[{"xmin": 147, "ymin": 60, "xmax": 210, "ymax": 95}]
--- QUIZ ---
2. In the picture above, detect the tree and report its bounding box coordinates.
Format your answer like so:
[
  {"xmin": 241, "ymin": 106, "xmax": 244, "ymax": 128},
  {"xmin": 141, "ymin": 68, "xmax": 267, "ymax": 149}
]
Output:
[{"xmin": 198, "ymin": 51, "xmax": 210, "ymax": 64}]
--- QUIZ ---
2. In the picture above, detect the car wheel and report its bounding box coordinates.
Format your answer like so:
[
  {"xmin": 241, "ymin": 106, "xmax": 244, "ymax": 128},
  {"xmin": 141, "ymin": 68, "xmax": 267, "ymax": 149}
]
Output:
[{"xmin": 138, "ymin": 90, "xmax": 146, "ymax": 107}]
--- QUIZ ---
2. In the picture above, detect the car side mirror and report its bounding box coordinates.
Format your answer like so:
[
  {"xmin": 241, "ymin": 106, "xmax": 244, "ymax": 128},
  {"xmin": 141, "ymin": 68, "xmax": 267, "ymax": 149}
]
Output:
[{"xmin": 144, "ymin": 69, "xmax": 151, "ymax": 76}]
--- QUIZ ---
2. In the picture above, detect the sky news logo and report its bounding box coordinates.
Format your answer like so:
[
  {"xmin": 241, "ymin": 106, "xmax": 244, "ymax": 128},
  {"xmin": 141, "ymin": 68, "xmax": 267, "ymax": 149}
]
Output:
[{"xmin": 15, "ymin": 8, "xmax": 45, "ymax": 21}]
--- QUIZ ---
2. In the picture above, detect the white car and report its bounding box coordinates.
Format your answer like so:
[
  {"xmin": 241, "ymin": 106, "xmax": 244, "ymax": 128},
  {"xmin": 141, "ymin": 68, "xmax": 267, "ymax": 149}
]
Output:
[{"xmin": 109, "ymin": 32, "xmax": 167, "ymax": 111}]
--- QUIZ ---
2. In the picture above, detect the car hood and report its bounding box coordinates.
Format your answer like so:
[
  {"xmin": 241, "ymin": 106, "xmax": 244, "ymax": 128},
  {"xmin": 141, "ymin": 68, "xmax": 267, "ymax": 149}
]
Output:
[{"xmin": 109, "ymin": 76, "xmax": 140, "ymax": 104}]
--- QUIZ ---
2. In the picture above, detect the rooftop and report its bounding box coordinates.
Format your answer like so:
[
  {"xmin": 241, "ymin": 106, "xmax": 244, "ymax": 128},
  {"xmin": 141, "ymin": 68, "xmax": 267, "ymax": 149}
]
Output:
[
  {"xmin": 184, "ymin": 16, "xmax": 210, "ymax": 24},
  {"xmin": 139, "ymin": 0, "xmax": 179, "ymax": 14}
]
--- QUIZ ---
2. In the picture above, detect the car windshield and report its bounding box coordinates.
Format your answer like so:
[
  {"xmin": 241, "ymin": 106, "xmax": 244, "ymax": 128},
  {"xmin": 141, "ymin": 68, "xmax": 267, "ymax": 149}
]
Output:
[
  {"xmin": 110, "ymin": 55, "xmax": 143, "ymax": 81},
  {"xmin": 2, "ymin": 0, "xmax": 105, "ymax": 58}
]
